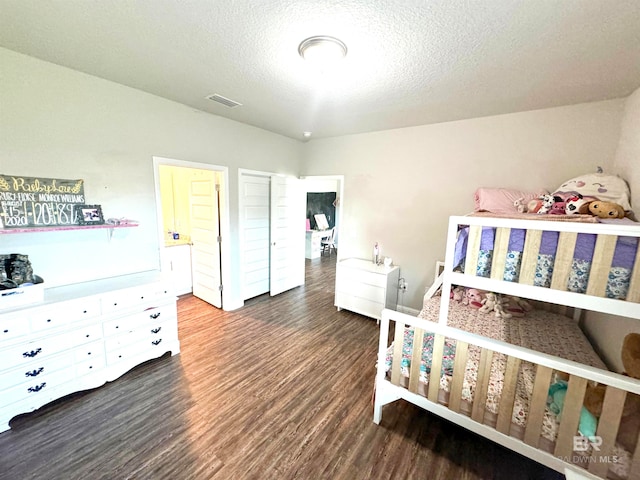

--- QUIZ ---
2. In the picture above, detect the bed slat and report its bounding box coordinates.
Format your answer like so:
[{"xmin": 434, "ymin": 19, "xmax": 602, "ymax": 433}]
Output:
[
  {"xmin": 588, "ymin": 386, "xmax": 627, "ymax": 477},
  {"xmin": 496, "ymin": 355, "xmax": 521, "ymax": 435},
  {"xmin": 628, "ymin": 238, "xmax": 640, "ymax": 303},
  {"xmin": 554, "ymin": 375, "xmax": 588, "ymax": 459},
  {"xmin": 408, "ymin": 328, "xmax": 425, "ymax": 394},
  {"xmin": 490, "ymin": 227, "xmax": 511, "ymax": 281},
  {"xmin": 550, "ymin": 232, "xmax": 578, "ymax": 291},
  {"xmin": 428, "ymin": 334, "xmax": 446, "ymax": 403},
  {"xmin": 465, "ymin": 225, "xmax": 483, "ymax": 278},
  {"xmin": 471, "ymin": 347, "xmax": 494, "ymax": 423},
  {"xmin": 390, "ymin": 324, "xmax": 405, "ymax": 386},
  {"xmin": 524, "ymin": 365, "xmax": 553, "ymax": 448},
  {"xmin": 519, "ymin": 229, "xmax": 543, "ymax": 285},
  {"xmin": 586, "ymin": 234, "xmax": 618, "ymax": 298},
  {"xmin": 448, "ymin": 341, "xmax": 469, "ymax": 413}
]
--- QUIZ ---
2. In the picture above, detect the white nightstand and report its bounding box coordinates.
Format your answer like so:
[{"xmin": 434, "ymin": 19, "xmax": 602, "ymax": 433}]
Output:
[{"xmin": 335, "ymin": 258, "xmax": 400, "ymax": 322}]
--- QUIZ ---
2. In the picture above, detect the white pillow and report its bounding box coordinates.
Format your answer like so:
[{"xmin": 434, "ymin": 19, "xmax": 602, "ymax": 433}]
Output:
[{"xmin": 553, "ymin": 173, "xmax": 631, "ymax": 211}]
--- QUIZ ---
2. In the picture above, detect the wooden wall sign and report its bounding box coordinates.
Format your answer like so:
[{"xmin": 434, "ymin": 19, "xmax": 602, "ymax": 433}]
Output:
[{"xmin": 0, "ymin": 175, "xmax": 86, "ymax": 229}]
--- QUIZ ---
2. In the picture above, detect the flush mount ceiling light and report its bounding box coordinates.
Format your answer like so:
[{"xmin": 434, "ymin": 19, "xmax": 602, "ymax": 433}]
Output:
[{"xmin": 298, "ymin": 36, "xmax": 347, "ymax": 64}]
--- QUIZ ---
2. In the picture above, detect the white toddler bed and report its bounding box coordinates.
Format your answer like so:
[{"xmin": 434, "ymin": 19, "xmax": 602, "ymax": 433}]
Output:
[{"xmin": 374, "ymin": 215, "xmax": 640, "ymax": 480}]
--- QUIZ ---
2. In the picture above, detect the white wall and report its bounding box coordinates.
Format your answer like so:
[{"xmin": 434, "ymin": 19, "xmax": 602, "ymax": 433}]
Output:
[
  {"xmin": 302, "ymin": 100, "xmax": 625, "ymax": 309},
  {"xmin": 582, "ymin": 85, "xmax": 640, "ymax": 372},
  {"xmin": 0, "ymin": 48, "xmax": 302, "ymax": 308}
]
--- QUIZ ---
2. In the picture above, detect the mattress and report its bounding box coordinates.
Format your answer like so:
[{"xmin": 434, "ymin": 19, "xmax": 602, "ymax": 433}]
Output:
[
  {"xmin": 453, "ymin": 226, "xmax": 639, "ymax": 299},
  {"xmin": 384, "ymin": 297, "xmax": 632, "ymax": 479}
]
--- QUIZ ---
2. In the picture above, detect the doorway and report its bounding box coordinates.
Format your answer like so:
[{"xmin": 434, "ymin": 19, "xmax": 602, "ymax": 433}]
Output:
[
  {"xmin": 302, "ymin": 175, "xmax": 344, "ymax": 263},
  {"xmin": 153, "ymin": 157, "xmax": 231, "ymax": 309}
]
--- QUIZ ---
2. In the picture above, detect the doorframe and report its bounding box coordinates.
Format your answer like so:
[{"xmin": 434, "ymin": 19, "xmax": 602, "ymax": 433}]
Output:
[
  {"xmin": 153, "ymin": 156, "xmax": 231, "ymax": 309},
  {"xmin": 300, "ymin": 175, "xmax": 345, "ymax": 261}
]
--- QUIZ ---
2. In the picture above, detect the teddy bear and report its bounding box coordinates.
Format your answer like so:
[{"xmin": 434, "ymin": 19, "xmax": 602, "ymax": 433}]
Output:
[
  {"xmin": 587, "ymin": 201, "xmax": 626, "ymax": 219},
  {"xmin": 582, "ymin": 333, "xmax": 640, "ymax": 453}
]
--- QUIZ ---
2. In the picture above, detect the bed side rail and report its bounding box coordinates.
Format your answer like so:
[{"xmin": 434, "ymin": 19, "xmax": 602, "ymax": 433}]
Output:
[
  {"xmin": 377, "ymin": 308, "xmax": 640, "ymax": 480},
  {"xmin": 443, "ymin": 216, "xmax": 640, "ymax": 319}
]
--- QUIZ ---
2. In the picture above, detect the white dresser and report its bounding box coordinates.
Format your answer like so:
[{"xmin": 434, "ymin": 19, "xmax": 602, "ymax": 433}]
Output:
[
  {"xmin": 335, "ymin": 258, "xmax": 400, "ymax": 321},
  {"xmin": 0, "ymin": 271, "xmax": 179, "ymax": 432}
]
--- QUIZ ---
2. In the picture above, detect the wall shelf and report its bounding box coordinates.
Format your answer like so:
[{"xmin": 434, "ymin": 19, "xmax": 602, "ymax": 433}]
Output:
[{"xmin": 0, "ymin": 223, "xmax": 139, "ymax": 235}]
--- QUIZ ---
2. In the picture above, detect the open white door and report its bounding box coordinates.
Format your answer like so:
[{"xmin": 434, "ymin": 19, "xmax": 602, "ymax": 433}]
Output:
[
  {"xmin": 190, "ymin": 173, "xmax": 222, "ymax": 308},
  {"xmin": 270, "ymin": 176, "xmax": 305, "ymax": 296}
]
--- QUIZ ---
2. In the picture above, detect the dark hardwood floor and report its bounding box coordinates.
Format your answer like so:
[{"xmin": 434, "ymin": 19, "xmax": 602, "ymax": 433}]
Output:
[{"xmin": 0, "ymin": 255, "xmax": 564, "ymax": 480}]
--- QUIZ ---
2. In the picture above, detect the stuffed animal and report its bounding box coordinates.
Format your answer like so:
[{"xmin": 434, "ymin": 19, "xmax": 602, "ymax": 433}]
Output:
[
  {"xmin": 463, "ymin": 288, "xmax": 485, "ymax": 308},
  {"xmin": 504, "ymin": 296, "xmax": 532, "ymax": 316},
  {"xmin": 565, "ymin": 193, "xmax": 590, "ymax": 215},
  {"xmin": 527, "ymin": 198, "xmax": 543, "ymax": 214},
  {"xmin": 451, "ymin": 286, "xmax": 465, "ymax": 302},
  {"xmin": 548, "ymin": 381, "xmax": 599, "ymax": 439},
  {"xmin": 548, "ymin": 201, "xmax": 566, "ymax": 215},
  {"xmin": 492, "ymin": 296, "xmax": 512, "ymax": 319},
  {"xmin": 514, "ymin": 197, "xmax": 527, "ymax": 214},
  {"xmin": 587, "ymin": 201, "xmax": 626, "ymax": 219},
  {"xmin": 583, "ymin": 333, "xmax": 640, "ymax": 452},
  {"xmin": 537, "ymin": 194, "xmax": 562, "ymax": 214}
]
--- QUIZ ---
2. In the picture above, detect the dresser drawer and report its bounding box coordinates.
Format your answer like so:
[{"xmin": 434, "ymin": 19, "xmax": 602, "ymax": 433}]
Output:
[
  {"xmin": 30, "ymin": 298, "xmax": 101, "ymax": 332},
  {"xmin": 336, "ymin": 279, "xmax": 385, "ymax": 303},
  {"xmin": 100, "ymin": 283, "xmax": 172, "ymax": 314},
  {"xmin": 0, "ymin": 314, "xmax": 30, "ymax": 343},
  {"xmin": 75, "ymin": 355, "xmax": 106, "ymax": 377},
  {"xmin": 1, "ymin": 368, "xmax": 71, "ymax": 408},
  {"xmin": 0, "ymin": 334, "xmax": 72, "ymax": 372},
  {"xmin": 337, "ymin": 266, "xmax": 388, "ymax": 288},
  {"xmin": 335, "ymin": 292, "xmax": 385, "ymax": 320},
  {"xmin": 0, "ymin": 351, "xmax": 73, "ymax": 390},
  {"xmin": 73, "ymin": 339, "xmax": 104, "ymax": 363},
  {"xmin": 69, "ymin": 323, "xmax": 103, "ymax": 346},
  {"xmin": 102, "ymin": 303, "xmax": 175, "ymax": 338}
]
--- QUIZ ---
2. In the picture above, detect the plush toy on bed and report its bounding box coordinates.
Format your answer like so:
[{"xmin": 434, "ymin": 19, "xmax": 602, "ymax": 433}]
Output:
[
  {"xmin": 548, "ymin": 201, "xmax": 566, "ymax": 215},
  {"xmin": 514, "ymin": 197, "xmax": 527, "ymax": 214},
  {"xmin": 462, "ymin": 288, "xmax": 485, "ymax": 308},
  {"xmin": 582, "ymin": 333, "xmax": 640, "ymax": 452},
  {"xmin": 548, "ymin": 381, "xmax": 598, "ymax": 439},
  {"xmin": 587, "ymin": 201, "xmax": 626, "ymax": 219},
  {"xmin": 565, "ymin": 194, "xmax": 590, "ymax": 215},
  {"xmin": 479, "ymin": 292, "xmax": 512, "ymax": 318},
  {"xmin": 537, "ymin": 194, "xmax": 561, "ymax": 214}
]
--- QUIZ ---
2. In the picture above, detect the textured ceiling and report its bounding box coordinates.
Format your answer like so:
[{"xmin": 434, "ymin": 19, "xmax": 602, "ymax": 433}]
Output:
[{"xmin": 1, "ymin": 0, "xmax": 639, "ymax": 140}]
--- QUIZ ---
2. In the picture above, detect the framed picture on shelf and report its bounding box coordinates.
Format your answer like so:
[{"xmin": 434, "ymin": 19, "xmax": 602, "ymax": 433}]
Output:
[{"xmin": 74, "ymin": 204, "xmax": 105, "ymax": 225}]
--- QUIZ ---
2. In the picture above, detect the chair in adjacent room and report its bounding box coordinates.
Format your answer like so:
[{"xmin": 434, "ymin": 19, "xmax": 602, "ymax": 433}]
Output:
[{"xmin": 321, "ymin": 227, "xmax": 337, "ymax": 256}]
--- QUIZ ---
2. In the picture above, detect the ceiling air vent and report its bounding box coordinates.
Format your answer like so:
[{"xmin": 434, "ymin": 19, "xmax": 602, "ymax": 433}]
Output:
[{"xmin": 205, "ymin": 93, "xmax": 242, "ymax": 108}]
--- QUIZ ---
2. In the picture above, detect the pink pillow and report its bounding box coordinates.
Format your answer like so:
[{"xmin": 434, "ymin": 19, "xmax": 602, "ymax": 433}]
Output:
[{"xmin": 474, "ymin": 187, "xmax": 548, "ymax": 214}]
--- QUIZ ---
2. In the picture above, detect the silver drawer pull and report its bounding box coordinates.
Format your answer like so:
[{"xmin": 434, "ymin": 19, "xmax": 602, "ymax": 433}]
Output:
[
  {"xmin": 28, "ymin": 382, "xmax": 46, "ymax": 393},
  {"xmin": 23, "ymin": 348, "xmax": 42, "ymax": 358},
  {"xmin": 152, "ymin": 339, "xmax": 162, "ymax": 346},
  {"xmin": 151, "ymin": 327, "xmax": 161, "ymax": 334},
  {"xmin": 25, "ymin": 367, "xmax": 44, "ymax": 377}
]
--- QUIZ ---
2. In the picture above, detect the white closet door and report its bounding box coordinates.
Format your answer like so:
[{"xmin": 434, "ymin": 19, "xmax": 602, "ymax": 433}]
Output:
[
  {"xmin": 190, "ymin": 174, "xmax": 222, "ymax": 308},
  {"xmin": 240, "ymin": 174, "xmax": 271, "ymax": 300},
  {"xmin": 269, "ymin": 176, "xmax": 305, "ymax": 296}
]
